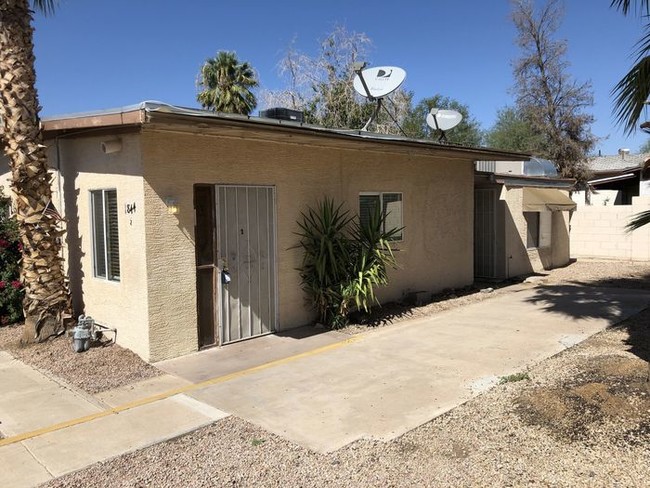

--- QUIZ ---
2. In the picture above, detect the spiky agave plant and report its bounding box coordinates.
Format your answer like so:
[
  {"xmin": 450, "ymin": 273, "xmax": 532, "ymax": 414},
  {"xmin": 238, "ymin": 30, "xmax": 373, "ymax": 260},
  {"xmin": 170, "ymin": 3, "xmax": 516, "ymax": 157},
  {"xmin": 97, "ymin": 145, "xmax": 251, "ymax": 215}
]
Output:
[
  {"xmin": 295, "ymin": 198, "xmax": 354, "ymax": 327},
  {"xmin": 296, "ymin": 198, "xmax": 401, "ymax": 328},
  {"xmin": 347, "ymin": 203, "xmax": 400, "ymax": 315}
]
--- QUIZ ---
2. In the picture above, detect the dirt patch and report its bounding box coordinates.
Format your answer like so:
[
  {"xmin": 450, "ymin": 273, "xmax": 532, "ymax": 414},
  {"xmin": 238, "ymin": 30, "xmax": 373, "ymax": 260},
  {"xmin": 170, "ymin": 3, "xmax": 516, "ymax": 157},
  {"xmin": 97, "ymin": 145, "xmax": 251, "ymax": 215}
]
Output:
[
  {"xmin": 0, "ymin": 323, "xmax": 160, "ymax": 394},
  {"xmin": 516, "ymin": 354, "xmax": 650, "ymax": 443}
]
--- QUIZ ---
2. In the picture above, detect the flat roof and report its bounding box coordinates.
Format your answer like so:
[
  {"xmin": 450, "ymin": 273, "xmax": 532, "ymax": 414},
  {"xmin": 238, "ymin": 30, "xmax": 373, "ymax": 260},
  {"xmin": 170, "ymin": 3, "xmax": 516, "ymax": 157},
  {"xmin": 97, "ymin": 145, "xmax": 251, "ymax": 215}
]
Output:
[{"xmin": 41, "ymin": 101, "xmax": 531, "ymax": 161}]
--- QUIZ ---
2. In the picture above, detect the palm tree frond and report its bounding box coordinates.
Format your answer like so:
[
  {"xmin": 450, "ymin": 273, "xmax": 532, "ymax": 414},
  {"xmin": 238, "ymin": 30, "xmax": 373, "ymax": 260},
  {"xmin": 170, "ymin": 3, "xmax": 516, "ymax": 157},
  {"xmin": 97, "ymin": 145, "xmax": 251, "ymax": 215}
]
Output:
[
  {"xmin": 626, "ymin": 209, "xmax": 650, "ymax": 232},
  {"xmin": 610, "ymin": 0, "xmax": 650, "ymax": 16},
  {"xmin": 32, "ymin": 0, "xmax": 58, "ymax": 16},
  {"xmin": 612, "ymin": 55, "xmax": 650, "ymax": 134}
]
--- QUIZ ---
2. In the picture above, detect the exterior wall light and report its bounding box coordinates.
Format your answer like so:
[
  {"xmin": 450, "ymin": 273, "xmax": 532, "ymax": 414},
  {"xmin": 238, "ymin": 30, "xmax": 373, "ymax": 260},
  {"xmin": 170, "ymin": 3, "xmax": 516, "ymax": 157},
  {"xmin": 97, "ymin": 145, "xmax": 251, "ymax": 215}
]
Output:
[{"xmin": 164, "ymin": 197, "xmax": 179, "ymax": 215}]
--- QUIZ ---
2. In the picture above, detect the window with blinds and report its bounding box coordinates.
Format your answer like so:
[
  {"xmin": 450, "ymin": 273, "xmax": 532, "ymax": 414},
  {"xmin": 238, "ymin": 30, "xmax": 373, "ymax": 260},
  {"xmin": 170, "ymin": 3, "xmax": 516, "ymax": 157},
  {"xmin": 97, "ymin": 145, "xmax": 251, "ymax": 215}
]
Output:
[
  {"xmin": 91, "ymin": 189, "xmax": 120, "ymax": 281},
  {"xmin": 359, "ymin": 192, "xmax": 403, "ymax": 240}
]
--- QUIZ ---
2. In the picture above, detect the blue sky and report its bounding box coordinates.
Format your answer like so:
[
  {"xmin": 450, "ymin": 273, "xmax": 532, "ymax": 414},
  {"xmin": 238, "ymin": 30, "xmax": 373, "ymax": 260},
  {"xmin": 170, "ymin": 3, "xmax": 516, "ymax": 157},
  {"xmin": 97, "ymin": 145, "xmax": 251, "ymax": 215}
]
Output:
[{"xmin": 33, "ymin": 0, "xmax": 647, "ymax": 155}]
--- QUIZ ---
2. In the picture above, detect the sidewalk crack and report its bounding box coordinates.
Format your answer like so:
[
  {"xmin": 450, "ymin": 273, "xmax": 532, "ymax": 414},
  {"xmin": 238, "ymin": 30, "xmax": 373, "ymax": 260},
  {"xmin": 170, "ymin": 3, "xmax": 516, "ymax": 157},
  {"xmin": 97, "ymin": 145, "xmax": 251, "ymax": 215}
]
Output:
[{"xmin": 21, "ymin": 440, "xmax": 55, "ymax": 478}]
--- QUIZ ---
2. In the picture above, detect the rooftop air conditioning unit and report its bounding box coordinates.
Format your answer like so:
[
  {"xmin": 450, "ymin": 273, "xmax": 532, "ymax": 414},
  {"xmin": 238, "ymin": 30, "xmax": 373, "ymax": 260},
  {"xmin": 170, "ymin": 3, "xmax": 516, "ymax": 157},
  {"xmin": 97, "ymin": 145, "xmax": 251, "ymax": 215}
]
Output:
[{"xmin": 259, "ymin": 107, "xmax": 304, "ymax": 123}]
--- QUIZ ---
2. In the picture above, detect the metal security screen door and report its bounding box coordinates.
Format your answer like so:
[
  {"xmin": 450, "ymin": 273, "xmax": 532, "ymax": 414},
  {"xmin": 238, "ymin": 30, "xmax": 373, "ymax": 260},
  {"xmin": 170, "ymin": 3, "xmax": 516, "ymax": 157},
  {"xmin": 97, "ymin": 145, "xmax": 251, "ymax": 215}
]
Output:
[
  {"xmin": 216, "ymin": 185, "xmax": 277, "ymax": 343},
  {"xmin": 474, "ymin": 188, "xmax": 498, "ymax": 279}
]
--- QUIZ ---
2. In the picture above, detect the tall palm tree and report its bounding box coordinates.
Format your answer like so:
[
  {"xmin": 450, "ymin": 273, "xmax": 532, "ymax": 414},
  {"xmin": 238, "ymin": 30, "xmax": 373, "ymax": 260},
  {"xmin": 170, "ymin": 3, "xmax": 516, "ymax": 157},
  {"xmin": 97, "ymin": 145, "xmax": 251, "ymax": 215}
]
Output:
[
  {"xmin": 612, "ymin": 1, "xmax": 650, "ymax": 233},
  {"xmin": 0, "ymin": 0, "xmax": 70, "ymax": 342},
  {"xmin": 197, "ymin": 51, "xmax": 258, "ymax": 115},
  {"xmin": 611, "ymin": 0, "xmax": 650, "ymax": 134}
]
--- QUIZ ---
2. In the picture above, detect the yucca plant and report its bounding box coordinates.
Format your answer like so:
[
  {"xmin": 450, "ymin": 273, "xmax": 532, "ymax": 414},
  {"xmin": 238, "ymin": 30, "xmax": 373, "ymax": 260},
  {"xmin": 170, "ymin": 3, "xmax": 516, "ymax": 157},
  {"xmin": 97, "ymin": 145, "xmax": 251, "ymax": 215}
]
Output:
[
  {"xmin": 296, "ymin": 197, "xmax": 400, "ymax": 328},
  {"xmin": 295, "ymin": 198, "xmax": 353, "ymax": 326},
  {"xmin": 349, "ymin": 204, "xmax": 400, "ymax": 314}
]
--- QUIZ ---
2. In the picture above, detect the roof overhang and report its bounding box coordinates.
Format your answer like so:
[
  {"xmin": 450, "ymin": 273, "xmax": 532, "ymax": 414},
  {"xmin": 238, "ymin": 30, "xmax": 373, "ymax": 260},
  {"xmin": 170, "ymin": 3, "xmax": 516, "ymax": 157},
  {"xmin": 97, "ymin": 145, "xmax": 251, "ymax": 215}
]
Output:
[
  {"xmin": 43, "ymin": 104, "xmax": 145, "ymax": 134},
  {"xmin": 590, "ymin": 166, "xmax": 641, "ymax": 178},
  {"xmin": 39, "ymin": 101, "xmax": 530, "ymax": 161},
  {"xmin": 523, "ymin": 187, "xmax": 576, "ymax": 212},
  {"xmin": 589, "ymin": 173, "xmax": 636, "ymax": 185},
  {"xmin": 476, "ymin": 171, "xmax": 575, "ymax": 190}
]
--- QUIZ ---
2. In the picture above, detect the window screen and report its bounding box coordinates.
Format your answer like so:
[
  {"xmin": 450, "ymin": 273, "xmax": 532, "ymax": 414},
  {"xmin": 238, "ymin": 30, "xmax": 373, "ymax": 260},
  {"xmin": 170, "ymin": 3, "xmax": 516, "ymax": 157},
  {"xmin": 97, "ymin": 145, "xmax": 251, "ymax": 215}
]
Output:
[
  {"xmin": 359, "ymin": 194, "xmax": 380, "ymax": 230},
  {"xmin": 359, "ymin": 192, "xmax": 403, "ymax": 240},
  {"xmin": 91, "ymin": 189, "xmax": 120, "ymax": 281}
]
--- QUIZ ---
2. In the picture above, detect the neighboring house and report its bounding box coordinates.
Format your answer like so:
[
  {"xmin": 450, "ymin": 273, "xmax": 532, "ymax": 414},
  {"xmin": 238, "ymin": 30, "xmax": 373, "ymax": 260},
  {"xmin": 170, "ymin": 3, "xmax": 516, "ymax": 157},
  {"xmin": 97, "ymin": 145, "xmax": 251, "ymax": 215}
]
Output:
[
  {"xmin": 0, "ymin": 102, "xmax": 528, "ymax": 362},
  {"xmin": 572, "ymin": 151, "xmax": 650, "ymax": 206},
  {"xmin": 568, "ymin": 151, "xmax": 650, "ymax": 261},
  {"xmin": 474, "ymin": 158, "xmax": 575, "ymax": 281}
]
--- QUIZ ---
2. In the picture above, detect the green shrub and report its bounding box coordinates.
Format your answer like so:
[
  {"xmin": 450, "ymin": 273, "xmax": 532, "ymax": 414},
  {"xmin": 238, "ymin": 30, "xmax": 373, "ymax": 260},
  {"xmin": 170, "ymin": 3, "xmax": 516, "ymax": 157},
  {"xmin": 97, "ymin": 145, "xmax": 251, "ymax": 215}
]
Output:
[
  {"xmin": 0, "ymin": 189, "xmax": 23, "ymax": 326},
  {"xmin": 499, "ymin": 372, "xmax": 530, "ymax": 384},
  {"xmin": 296, "ymin": 197, "xmax": 400, "ymax": 328}
]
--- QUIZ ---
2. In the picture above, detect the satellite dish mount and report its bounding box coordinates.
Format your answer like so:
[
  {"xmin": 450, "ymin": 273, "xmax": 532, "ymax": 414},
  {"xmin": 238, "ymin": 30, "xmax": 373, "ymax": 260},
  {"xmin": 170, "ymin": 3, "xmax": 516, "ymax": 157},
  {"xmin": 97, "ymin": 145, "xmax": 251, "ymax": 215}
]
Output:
[{"xmin": 353, "ymin": 63, "xmax": 407, "ymax": 132}]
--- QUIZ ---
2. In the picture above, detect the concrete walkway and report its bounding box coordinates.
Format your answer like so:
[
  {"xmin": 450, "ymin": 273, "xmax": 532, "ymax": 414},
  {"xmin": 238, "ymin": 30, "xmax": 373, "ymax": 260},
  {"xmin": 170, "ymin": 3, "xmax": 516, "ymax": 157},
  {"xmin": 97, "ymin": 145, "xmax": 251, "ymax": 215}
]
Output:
[
  {"xmin": 159, "ymin": 284, "xmax": 650, "ymax": 452},
  {"xmin": 1, "ymin": 283, "xmax": 649, "ymax": 486},
  {"xmin": 0, "ymin": 352, "xmax": 227, "ymax": 488}
]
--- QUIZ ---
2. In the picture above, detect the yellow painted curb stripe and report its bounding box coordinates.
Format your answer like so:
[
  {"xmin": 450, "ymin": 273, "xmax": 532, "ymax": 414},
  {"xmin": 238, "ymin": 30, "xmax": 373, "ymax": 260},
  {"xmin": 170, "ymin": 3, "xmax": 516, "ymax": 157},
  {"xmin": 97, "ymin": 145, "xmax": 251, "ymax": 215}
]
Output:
[{"xmin": 0, "ymin": 334, "xmax": 363, "ymax": 448}]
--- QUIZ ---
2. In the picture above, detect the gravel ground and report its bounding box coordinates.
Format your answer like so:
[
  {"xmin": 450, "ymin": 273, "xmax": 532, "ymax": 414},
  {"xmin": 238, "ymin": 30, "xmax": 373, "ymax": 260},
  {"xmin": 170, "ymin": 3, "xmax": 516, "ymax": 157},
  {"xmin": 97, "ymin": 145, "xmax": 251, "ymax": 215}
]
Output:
[
  {"xmin": 344, "ymin": 258, "xmax": 650, "ymax": 334},
  {"xmin": 41, "ymin": 259, "xmax": 650, "ymax": 487},
  {"xmin": 0, "ymin": 325, "xmax": 160, "ymax": 394}
]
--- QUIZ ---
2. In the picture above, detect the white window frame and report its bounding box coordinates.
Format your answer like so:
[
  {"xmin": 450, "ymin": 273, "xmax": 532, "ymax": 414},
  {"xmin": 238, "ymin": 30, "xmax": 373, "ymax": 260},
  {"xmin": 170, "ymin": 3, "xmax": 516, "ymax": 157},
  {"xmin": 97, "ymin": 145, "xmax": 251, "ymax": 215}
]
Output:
[
  {"xmin": 90, "ymin": 189, "xmax": 120, "ymax": 282},
  {"xmin": 359, "ymin": 192, "xmax": 404, "ymax": 241}
]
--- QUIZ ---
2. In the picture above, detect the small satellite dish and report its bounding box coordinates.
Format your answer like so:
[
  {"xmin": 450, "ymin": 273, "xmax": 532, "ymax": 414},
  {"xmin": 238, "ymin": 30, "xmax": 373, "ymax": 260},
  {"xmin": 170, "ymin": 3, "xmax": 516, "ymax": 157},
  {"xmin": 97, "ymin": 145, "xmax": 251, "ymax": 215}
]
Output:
[
  {"xmin": 426, "ymin": 108, "xmax": 463, "ymax": 132},
  {"xmin": 353, "ymin": 66, "xmax": 407, "ymax": 100}
]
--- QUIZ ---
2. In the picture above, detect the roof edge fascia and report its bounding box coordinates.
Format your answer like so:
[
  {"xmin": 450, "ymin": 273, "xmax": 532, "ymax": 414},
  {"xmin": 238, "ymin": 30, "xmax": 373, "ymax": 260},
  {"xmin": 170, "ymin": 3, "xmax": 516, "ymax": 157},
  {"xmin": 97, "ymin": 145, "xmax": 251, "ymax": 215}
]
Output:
[
  {"xmin": 40, "ymin": 101, "xmax": 531, "ymax": 161},
  {"xmin": 491, "ymin": 172, "xmax": 576, "ymax": 189}
]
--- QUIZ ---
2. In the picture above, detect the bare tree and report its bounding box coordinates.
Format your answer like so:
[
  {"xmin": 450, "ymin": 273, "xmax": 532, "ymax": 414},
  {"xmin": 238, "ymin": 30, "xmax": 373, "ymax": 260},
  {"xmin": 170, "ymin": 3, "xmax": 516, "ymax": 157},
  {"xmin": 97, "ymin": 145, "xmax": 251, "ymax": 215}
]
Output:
[
  {"xmin": 261, "ymin": 26, "xmax": 410, "ymax": 135},
  {"xmin": 511, "ymin": 0, "xmax": 596, "ymax": 184}
]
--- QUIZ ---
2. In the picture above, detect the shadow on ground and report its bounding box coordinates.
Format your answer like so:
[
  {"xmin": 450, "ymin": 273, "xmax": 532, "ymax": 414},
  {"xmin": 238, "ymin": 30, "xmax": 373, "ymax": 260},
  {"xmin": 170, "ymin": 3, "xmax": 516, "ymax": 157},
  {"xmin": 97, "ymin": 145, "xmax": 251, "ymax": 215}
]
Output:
[
  {"xmin": 620, "ymin": 308, "xmax": 650, "ymax": 366},
  {"xmin": 563, "ymin": 273, "xmax": 650, "ymax": 291},
  {"xmin": 524, "ymin": 274, "xmax": 650, "ymax": 365},
  {"xmin": 525, "ymin": 285, "xmax": 629, "ymax": 322},
  {"xmin": 516, "ymin": 273, "xmax": 650, "ymax": 444}
]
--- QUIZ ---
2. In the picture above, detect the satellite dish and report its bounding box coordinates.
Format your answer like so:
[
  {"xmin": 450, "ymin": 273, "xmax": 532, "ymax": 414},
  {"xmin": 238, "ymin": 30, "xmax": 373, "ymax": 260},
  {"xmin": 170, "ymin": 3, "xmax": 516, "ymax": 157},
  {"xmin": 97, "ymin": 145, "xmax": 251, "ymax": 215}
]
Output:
[
  {"xmin": 352, "ymin": 65, "xmax": 407, "ymax": 132},
  {"xmin": 426, "ymin": 109, "xmax": 463, "ymax": 132},
  {"xmin": 353, "ymin": 66, "xmax": 407, "ymax": 100}
]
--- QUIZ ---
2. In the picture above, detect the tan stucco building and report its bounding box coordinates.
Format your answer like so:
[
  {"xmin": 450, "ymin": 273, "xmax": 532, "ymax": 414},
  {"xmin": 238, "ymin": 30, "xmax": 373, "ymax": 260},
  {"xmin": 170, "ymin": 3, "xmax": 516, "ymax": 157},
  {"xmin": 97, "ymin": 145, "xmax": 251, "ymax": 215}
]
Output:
[
  {"xmin": 1, "ymin": 102, "xmax": 529, "ymax": 361},
  {"xmin": 474, "ymin": 159, "xmax": 576, "ymax": 281}
]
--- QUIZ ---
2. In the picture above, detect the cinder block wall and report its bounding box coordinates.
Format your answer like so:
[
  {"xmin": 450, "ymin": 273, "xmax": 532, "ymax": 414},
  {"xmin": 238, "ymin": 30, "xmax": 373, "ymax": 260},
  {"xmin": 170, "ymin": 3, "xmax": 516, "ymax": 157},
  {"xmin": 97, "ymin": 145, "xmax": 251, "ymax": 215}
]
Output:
[{"xmin": 570, "ymin": 196, "xmax": 650, "ymax": 261}]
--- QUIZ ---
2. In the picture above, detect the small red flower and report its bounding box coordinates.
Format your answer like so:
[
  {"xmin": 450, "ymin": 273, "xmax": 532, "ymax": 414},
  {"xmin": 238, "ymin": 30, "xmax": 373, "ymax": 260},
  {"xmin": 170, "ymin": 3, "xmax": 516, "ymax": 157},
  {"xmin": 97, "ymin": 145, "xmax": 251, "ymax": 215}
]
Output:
[
  {"xmin": 0, "ymin": 281, "xmax": 6, "ymax": 289},
  {"xmin": 0, "ymin": 238, "xmax": 8, "ymax": 248},
  {"xmin": 17, "ymin": 242, "xmax": 23, "ymax": 251},
  {"xmin": 11, "ymin": 280, "xmax": 21, "ymax": 289}
]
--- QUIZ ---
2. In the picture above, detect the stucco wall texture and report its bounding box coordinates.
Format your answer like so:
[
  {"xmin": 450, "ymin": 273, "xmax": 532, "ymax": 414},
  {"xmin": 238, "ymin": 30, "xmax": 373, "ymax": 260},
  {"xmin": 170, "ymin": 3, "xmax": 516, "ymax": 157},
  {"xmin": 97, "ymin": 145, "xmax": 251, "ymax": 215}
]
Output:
[
  {"xmin": 140, "ymin": 128, "xmax": 475, "ymax": 361},
  {"xmin": 58, "ymin": 135, "xmax": 151, "ymax": 359},
  {"xmin": 3, "ymin": 127, "xmax": 477, "ymax": 362},
  {"xmin": 2, "ymin": 135, "xmax": 151, "ymax": 359},
  {"xmin": 502, "ymin": 187, "xmax": 570, "ymax": 277}
]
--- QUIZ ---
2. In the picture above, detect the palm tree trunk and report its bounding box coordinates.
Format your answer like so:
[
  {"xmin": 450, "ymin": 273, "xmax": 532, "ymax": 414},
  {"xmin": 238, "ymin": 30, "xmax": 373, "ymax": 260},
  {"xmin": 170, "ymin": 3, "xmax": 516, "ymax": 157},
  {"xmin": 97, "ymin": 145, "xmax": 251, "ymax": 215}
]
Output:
[{"xmin": 0, "ymin": 0, "xmax": 70, "ymax": 342}]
